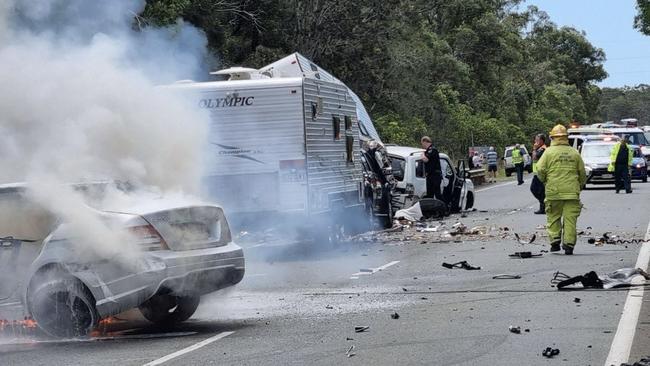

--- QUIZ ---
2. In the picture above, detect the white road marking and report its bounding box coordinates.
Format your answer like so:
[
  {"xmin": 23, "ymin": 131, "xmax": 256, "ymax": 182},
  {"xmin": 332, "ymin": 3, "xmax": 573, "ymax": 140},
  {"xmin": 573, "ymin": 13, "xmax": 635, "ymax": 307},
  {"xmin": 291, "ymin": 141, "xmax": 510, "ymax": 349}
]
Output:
[
  {"xmin": 604, "ymin": 220, "xmax": 650, "ymax": 366},
  {"xmin": 350, "ymin": 260, "xmax": 400, "ymax": 278},
  {"xmin": 475, "ymin": 180, "xmax": 519, "ymax": 192},
  {"xmin": 0, "ymin": 301, "xmax": 21, "ymax": 308},
  {"xmin": 142, "ymin": 331, "xmax": 235, "ymax": 366}
]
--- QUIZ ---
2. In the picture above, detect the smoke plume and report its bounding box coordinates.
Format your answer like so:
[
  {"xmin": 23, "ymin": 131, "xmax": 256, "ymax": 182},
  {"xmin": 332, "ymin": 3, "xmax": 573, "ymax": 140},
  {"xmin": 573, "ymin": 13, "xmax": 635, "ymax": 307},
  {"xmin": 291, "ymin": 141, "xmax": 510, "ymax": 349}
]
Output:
[{"xmin": 0, "ymin": 0, "xmax": 212, "ymax": 261}]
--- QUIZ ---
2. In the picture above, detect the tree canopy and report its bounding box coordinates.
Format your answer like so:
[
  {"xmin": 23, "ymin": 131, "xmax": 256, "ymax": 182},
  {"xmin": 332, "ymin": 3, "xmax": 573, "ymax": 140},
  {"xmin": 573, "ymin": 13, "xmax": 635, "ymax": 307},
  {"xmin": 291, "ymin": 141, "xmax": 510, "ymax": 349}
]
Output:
[{"xmin": 140, "ymin": 0, "xmax": 608, "ymax": 157}]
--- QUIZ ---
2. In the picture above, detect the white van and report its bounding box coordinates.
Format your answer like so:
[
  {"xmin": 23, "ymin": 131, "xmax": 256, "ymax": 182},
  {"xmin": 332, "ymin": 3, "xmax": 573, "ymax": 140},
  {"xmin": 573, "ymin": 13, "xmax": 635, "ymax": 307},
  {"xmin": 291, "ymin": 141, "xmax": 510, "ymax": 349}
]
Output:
[{"xmin": 385, "ymin": 146, "xmax": 474, "ymax": 213}]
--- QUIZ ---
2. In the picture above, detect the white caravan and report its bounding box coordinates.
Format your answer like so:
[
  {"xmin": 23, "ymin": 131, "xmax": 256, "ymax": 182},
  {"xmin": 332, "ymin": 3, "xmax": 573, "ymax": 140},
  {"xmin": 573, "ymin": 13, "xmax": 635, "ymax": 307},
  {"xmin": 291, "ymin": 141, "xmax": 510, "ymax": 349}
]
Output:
[{"xmin": 168, "ymin": 56, "xmax": 375, "ymax": 233}]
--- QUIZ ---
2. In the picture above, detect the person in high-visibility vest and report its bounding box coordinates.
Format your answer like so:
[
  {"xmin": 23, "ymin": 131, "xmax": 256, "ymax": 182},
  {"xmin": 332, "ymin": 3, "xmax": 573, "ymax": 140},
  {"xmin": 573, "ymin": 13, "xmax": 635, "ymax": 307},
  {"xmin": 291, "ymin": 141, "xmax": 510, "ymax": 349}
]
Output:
[
  {"xmin": 608, "ymin": 137, "xmax": 633, "ymax": 194},
  {"xmin": 530, "ymin": 134, "xmax": 547, "ymax": 214},
  {"xmin": 536, "ymin": 124, "xmax": 587, "ymax": 255},
  {"xmin": 512, "ymin": 144, "xmax": 525, "ymax": 185}
]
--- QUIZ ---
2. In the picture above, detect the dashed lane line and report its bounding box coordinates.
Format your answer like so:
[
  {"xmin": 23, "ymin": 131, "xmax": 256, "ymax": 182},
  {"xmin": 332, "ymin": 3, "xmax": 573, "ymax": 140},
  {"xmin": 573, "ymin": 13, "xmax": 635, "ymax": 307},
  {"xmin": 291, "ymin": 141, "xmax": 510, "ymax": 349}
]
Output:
[
  {"xmin": 142, "ymin": 331, "xmax": 235, "ymax": 366},
  {"xmin": 604, "ymin": 219, "xmax": 650, "ymax": 366},
  {"xmin": 475, "ymin": 179, "xmax": 519, "ymax": 193}
]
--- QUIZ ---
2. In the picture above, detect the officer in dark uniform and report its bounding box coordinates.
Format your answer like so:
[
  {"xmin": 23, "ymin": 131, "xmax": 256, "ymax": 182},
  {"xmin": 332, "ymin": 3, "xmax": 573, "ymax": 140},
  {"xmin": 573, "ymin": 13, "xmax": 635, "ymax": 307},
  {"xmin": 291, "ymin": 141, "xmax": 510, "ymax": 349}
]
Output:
[{"xmin": 421, "ymin": 136, "xmax": 443, "ymax": 200}]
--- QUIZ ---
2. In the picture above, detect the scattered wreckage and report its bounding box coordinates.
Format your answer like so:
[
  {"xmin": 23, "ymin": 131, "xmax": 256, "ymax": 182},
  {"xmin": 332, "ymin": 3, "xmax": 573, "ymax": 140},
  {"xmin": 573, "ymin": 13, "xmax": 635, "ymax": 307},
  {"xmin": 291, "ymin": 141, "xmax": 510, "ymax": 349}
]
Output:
[
  {"xmin": 0, "ymin": 182, "xmax": 245, "ymax": 337},
  {"xmin": 551, "ymin": 268, "xmax": 650, "ymax": 290}
]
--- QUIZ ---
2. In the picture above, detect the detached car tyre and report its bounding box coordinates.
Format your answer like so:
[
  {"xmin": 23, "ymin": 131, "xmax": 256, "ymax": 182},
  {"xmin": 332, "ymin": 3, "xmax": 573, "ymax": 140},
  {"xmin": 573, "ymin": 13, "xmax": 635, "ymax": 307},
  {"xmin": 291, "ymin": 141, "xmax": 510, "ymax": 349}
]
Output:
[
  {"xmin": 139, "ymin": 294, "xmax": 200, "ymax": 325},
  {"xmin": 29, "ymin": 277, "xmax": 99, "ymax": 338}
]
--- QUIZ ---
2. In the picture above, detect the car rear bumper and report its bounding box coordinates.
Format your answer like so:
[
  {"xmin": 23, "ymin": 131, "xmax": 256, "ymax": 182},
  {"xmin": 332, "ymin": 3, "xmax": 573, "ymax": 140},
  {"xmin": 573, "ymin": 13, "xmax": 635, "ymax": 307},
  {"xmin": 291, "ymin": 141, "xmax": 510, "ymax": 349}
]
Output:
[{"xmin": 79, "ymin": 242, "xmax": 245, "ymax": 317}]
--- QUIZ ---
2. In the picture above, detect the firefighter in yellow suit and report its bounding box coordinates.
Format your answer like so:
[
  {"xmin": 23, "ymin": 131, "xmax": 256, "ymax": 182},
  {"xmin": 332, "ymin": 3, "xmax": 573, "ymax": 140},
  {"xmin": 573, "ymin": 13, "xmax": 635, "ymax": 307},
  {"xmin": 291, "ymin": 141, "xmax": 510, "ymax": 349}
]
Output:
[{"xmin": 536, "ymin": 124, "xmax": 587, "ymax": 255}]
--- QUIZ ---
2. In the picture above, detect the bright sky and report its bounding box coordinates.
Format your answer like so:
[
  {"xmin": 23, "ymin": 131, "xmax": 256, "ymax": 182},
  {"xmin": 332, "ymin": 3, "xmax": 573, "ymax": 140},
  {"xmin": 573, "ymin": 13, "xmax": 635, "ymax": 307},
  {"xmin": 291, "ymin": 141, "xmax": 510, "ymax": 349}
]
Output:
[{"xmin": 521, "ymin": 0, "xmax": 650, "ymax": 87}]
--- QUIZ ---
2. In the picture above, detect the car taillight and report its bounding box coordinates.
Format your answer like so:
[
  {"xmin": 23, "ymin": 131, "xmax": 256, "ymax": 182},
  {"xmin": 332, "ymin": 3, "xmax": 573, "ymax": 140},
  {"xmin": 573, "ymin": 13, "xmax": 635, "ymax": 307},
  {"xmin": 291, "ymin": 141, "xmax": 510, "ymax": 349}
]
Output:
[{"xmin": 128, "ymin": 225, "xmax": 168, "ymax": 251}]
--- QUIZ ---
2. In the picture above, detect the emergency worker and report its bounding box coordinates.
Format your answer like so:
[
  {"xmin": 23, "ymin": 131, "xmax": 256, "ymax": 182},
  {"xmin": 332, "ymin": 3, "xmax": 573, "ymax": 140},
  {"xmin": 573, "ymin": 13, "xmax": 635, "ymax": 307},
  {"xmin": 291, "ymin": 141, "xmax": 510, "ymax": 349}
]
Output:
[
  {"xmin": 512, "ymin": 144, "xmax": 525, "ymax": 185},
  {"xmin": 421, "ymin": 136, "xmax": 443, "ymax": 201},
  {"xmin": 608, "ymin": 137, "xmax": 633, "ymax": 194},
  {"xmin": 536, "ymin": 124, "xmax": 586, "ymax": 255},
  {"xmin": 530, "ymin": 134, "xmax": 547, "ymax": 214}
]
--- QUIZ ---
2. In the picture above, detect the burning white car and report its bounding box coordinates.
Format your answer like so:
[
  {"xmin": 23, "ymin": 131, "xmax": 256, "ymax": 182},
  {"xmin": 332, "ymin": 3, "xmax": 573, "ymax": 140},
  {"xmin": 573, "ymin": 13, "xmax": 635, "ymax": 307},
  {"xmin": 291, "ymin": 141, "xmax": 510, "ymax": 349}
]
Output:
[{"xmin": 0, "ymin": 182, "xmax": 245, "ymax": 337}]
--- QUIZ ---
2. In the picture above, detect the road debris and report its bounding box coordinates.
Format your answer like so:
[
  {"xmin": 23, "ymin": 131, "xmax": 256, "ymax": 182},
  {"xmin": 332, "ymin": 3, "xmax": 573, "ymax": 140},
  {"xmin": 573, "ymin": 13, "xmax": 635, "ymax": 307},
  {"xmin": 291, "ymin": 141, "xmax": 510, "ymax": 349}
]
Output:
[
  {"xmin": 552, "ymin": 268, "xmax": 650, "ymax": 290},
  {"xmin": 573, "ymin": 298, "xmax": 581, "ymax": 303},
  {"xmin": 417, "ymin": 226, "xmax": 439, "ymax": 233},
  {"xmin": 542, "ymin": 347, "xmax": 560, "ymax": 358},
  {"xmin": 354, "ymin": 326, "xmax": 370, "ymax": 333},
  {"xmin": 514, "ymin": 233, "xmax": 536, "ymax": 244},
  {"xmin": 492, "ymin": 274, "xmax": 522, "ymax": 279},
  {"xmin": 587, "ymin": 232, "xmax": 646, "ymax": 246},
  {"xmin": 442, "ymin": 261, "xmax": 481, "ymax": 270},
  {"xmin": 391, "ymin": 312, "xmax": 400, "ymax": 319},
  {"xmin": 508, "ymin": 251, "xmax": 542, "ymax": 259},
  {"xmin": 346, "ymin": 345, "xmax": 356, "ymax": 358},
  {"xmin": 508, "ymin": 325, "xmax": 521, "ymax": 334},
  {"xmin": 621, "ymin": 356, "xmax": 650, "ymax": 366}
]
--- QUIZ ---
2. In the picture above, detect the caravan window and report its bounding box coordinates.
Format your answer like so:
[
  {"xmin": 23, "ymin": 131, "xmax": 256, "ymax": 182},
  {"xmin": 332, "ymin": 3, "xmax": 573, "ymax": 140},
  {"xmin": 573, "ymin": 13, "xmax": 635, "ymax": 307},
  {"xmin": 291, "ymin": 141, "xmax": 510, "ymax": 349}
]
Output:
[
  {"xmin": 358, "ymin": 121, "xmax": 370, "ymax": 137},
  {"xmin": 346, "ymin": 136, "xmax": 354, "ymax": 162},
  {"xmin": 333, "ymin": 116, "xmax": 341, "ymax": 140},
  {"xmin": 345, "ymin": 116, "xmax": 352, "ymax": 130},
  {"xmin": 311, "ymin": 102, "xmax": 317, "ymax": 120}
]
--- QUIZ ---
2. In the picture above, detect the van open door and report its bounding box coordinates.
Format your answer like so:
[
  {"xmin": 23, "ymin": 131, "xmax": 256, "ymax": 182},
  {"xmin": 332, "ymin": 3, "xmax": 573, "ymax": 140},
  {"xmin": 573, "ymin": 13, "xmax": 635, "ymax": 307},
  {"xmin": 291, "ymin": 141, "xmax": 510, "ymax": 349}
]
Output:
[{"xmin": 450, "ymin": 160, "xmax": 468, "ymax": 212}]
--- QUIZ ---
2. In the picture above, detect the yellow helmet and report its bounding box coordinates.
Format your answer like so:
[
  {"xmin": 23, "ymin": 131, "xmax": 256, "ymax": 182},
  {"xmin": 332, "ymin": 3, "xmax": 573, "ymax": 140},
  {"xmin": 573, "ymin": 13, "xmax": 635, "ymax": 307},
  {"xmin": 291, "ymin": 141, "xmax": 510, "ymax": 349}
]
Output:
[{"xmin": 549, "ymin": 124, "xmax": 568, "ymax": 138}]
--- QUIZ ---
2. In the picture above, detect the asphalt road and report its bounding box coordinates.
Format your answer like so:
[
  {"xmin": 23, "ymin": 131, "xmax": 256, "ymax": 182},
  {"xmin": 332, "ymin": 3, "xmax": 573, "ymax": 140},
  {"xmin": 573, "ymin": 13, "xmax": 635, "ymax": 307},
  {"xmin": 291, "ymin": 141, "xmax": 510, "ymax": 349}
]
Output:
[{"xmin": 1, "ymin": 173, "xmax": 649, "ymax": 366}]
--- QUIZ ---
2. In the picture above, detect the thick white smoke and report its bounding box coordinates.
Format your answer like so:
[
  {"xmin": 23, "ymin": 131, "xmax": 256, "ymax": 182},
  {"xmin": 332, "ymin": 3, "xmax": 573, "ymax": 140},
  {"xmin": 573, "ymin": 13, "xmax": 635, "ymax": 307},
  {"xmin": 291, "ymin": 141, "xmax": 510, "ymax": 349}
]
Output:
[
  {"xmin": 0, "ymin": 0, "xmax": 212, "ymax": 261},
  {"xmin": 0, "ymin": 0, "xmax": 210, "ymax": 189}
]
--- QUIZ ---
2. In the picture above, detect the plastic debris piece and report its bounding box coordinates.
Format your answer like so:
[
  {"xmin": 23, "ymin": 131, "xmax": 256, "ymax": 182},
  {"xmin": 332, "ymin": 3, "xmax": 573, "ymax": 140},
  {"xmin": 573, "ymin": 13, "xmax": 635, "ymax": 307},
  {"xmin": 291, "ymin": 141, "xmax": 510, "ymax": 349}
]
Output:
[
  {"xmin": 391, "ymin": 312, "xmax": 400, "ymax": 319},
  {"xmin": 514, "ymin": 233, "xmax": 536, "ymax": 244},
  {"xmin": 509, "ymin": 251, "xmax": 542, "ymax": 259},
  {"xmin": 509, "ymin": 325, "xmax": 521, "ymax": 334},
  {"xmin": 346, "ymin": 345, "xmax": 356, "ymax": 358},
  {"xmin": 493, "ymin": 274, "xmax": 522, "ymax": 279},
  {"xmin": 542, "ymin": 347, "xmax": 560, "ymax": 358},
  {"xmin": 573, "ymin": 298, "xmax": 581, "ymax": 303},
  {"xmin": 442, "ymin": 261, "xmax": 481, "ymax": 270},
  {"xmin": 354, "ymin": 326, "xmax": 370, "ymax": 333}
]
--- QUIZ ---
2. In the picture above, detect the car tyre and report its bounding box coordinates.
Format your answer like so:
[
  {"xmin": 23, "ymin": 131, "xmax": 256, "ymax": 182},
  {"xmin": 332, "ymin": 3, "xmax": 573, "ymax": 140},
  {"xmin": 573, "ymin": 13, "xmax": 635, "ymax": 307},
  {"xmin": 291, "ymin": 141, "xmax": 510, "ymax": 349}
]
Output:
[
  {"xmin": 139, "ymin": 294, "xmax": 200, "ymax": 325},
  {"xmin": 526, "ymin": 165, "xmax": 533, "ymax": 173},
  {"xmin": 643, "ymin": 176, "xmax": 648, "ymax": 183},
  {"xmin": 29, "ymin": 277, "xmax": 99, "ymax": 338},
  {"xmin": 505, "ymin": 170, "xmax": 512, "ymax": 177}
]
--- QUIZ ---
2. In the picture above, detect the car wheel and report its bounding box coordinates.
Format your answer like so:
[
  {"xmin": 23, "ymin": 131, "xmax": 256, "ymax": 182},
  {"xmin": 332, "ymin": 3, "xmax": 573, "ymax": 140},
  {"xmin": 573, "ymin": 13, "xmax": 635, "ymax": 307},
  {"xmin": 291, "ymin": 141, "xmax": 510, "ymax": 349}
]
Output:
[
  {"xmin": 505, "ymin": 170, "xmax": 512, "ymax": 177},
  {"xmin": 29, "ymin": 277, "xmax": 99, "ymax": 338},
  {"xmin": 643, "ymin": 176, "xmax": 648, "ymax": 183},
  {"xmin": 139, "ymin": 294, "xmax": 200, "ymax": 325},
  {"xmin": 526, "ymin": 166, "xmax": 533, "ymax": 173}
]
